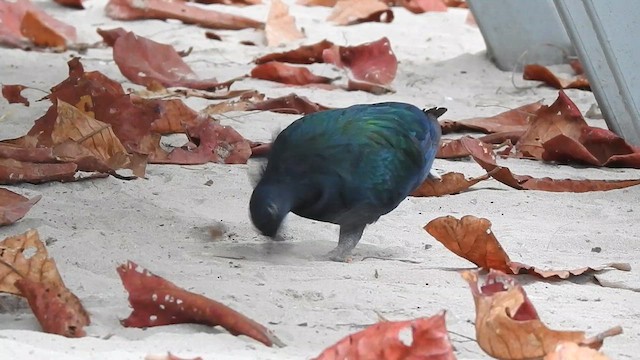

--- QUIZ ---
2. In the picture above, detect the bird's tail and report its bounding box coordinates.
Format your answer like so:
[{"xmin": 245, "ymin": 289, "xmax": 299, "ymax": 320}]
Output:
[{"xmin": 423, "ymin": 107, "xmax": 448, "ymax": 119}]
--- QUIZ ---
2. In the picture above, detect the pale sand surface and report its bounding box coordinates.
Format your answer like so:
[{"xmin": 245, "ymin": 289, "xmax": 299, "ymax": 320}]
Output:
[{"xmin": 1, "ymin": 1, "xmax": 640, "ymax": 359}]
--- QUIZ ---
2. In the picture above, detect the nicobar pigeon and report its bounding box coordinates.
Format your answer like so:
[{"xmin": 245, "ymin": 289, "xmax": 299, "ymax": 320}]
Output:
[{"xmin": 249, "ymin": 102, "xmax": 445, "ymax": 262}]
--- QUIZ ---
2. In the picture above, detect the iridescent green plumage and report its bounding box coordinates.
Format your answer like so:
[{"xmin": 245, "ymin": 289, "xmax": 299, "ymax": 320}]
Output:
[{"xmin": 250, "ymin": 102, "xmax": 445, "ymax": 261}]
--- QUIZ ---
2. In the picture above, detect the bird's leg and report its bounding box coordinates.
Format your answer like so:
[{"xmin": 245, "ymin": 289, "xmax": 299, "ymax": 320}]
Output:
[{"xmin": 325, "ymin": 224, "xmax": 366, "ymax": 262}]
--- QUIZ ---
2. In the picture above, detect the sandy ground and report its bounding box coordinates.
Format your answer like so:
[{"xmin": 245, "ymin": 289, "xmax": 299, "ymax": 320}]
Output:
[{"xmin": 1, "ymin": 1, "xmax": 640, "ymax": 359}]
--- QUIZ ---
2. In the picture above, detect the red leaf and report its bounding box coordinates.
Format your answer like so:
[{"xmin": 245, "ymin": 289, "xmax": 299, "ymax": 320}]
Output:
[
  {"xmin": 15, "ymin": 277, "xmax": 90, "ymax": 338},
  {"xmin": 53, "ymin": 0, "xmax": 84, "ymax": 9},
  {"xmin": 250, "ymin": 62, "xmax": 333, "ymax": 85},
  {"xmin": 2, "ymin": 84, "xmax": 30, "ymax": 106},
  {"xmin": 0, "ymin": 0, "xmax": 76, "ymax": 49},
  {"xmin": 117, "ymin": 261, "xmax": 282, "ymax": 347},
  {"xmin": 96, "ymin": 27, "xmax": 128, "ymax": 46},
  {"xmin": 523, "ymin": 64, "xmax": 590, "ymax": 91},
  {"xmin": 440, "ymin": 101, "xmax": 543, "ymax": 134},
  {"xmin": 322, "ymin": 37, "xmax": 397, "ymax": 86},
  {"xmin": 0, "ymin": 188, "xmax": 41, "ymax": 226},
  {"xmin": 390, "ymin": 0, "xmax": 447, "ymax": 14},
  {"xmin": 0, "ymin": 158, "xmax": 82, "ymax": 184},
  {"xmin": 314, "ymin": 311, "xmax": 455, "ymax": 360},
  {"xmin": 113, "ymin": 31, "xmax": 233, "ymax": 90},
  {"xmin": 105, "ymin": 0, "xmax": 264, "ymax": 30},
  {"xmin": 153, "ymin": 120, "xmax": 252, "ymax": 165},
  {"xmin": 254, "ymin": 40, "xmax": 335, "ymax": 64},
  {"xmin": 247, "ymin": 93, "xmax": 331, "ymax": 114}
]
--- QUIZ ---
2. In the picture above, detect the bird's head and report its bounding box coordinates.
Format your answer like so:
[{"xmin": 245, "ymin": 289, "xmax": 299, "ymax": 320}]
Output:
[{"xmin": 249, "ymin": 181, "xmax": 292, "ymax": 238}]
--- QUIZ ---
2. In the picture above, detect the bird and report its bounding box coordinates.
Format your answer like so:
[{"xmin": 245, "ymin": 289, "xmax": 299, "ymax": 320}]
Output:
[{"xmin": 249, "ymin": 102, "xmax": 445, "ymax": 262}]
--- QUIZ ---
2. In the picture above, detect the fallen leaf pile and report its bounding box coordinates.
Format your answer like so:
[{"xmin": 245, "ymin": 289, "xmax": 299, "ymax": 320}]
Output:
[
  {"xmin": 425, "ymin": 215, "xmax": 631, "ymax": 280},
  {"xmin": 0, "ymin": 229, "xmax": 90, "ymax": 337},
  {"xmin": 462, "ymin": 269, "xmax": 620, "ymax": 359}
]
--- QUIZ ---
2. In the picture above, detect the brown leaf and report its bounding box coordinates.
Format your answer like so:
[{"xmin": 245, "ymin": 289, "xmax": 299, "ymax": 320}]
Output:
[
  {"xmin": 328, "ymin": 0, "xmax": 394, "ymax": 26},
  {"xmin": 113, "ymin": 31, "xmax": 232, "ymax": 90},
  {"xmin": 0, "ymin": 188, "xmax": 41, "ymax": 226},
  {"xmin": 117, "ymin": 261, "xmax": 282, "ymax": 347},
  {"xmin": 15, "ymin": 277, "xmax": 90, "ymax": 337},
  {"xmin": 387, "ymin": 0, "xmax": 448, "ymax": 14},
  {"xmin": 96, "ymin": 27, "xmax": 128, "ymax": 46},
  {"xmin": 0, "ymin": 230, "xmax": 90, "ymax": 338},
  {"xmin": 0, "ymin": 158, "xmax": 79, "ymax": 184},
  {"xmin": 250, "ymin": 62, "xmax": 333, "ymax": 86},
  {"xmin": 200, "ymin": 91, "xmax": 266, "ymax": 115},
  {"xmin": 105, "ymin": 0, "xmax": 264, "ymax": 30},
  {"xmin": 247, "ymin": 93, "xmax": 331, "ymax": 114},
  {"xmin": 254, "ymin": 40, "xmax": 335, "ymax": 64},
  {"xmin": 313, "ymin": 311, "xmax": 455, "ymax": 360},
  {"xmin": 2, "ymin": 84, "xmax": 30, "ymax": 106},
  {"xmin": 544, "ymin": 342, "xmax": 611, "ymax": 360},
  {"xmin": 427, "ymin": 215, "xmax": 632, "ymax": 280},
  {"xmin": 153, "ymin": 120, "xmax": 252, "ymax": 165},
  {"xmin": 462, "ymin": 137, "xmax": 640, "ymax": 192},
  {"xmin": 181, "ymin": 0, "xmax": 261, "ymax": 5},
  {"xmin": 411, "ymin": 172, "xmax": 490, "ymax": 197},
  {"xmin": 265, "ymin": 0, "xmax": 304, "ymax": 47},
  {"xmin": 524, "ymin": 64, "xmax": 590, "ymax": 91},
  {"xmin": 250, "ymin": 142, "xmax": 271, "ymax": 157},
  {"xmin": 437, "ymin": 133, "xmax": 523, "ymax": 159},
  {"xmin": 297, "ymin": 0, "xmax": 337, "ymax": 5},
  {"xmin": 440, "ymin": 101, "xmax": 542, "ymax": 135},
  {"xmin": 20, "ymin": 9, "xmax": 76, "ymax": 49},
  {"xmin": 204, "ymin": 31, "xmax": 222, "ymax": 41},
  {"xmin": 53, "ymin": 0, "xmax": 84, "ymax": 9},
  {"xmin": 322, "ymin": 37, "xmax": 397, "ymax": 86},
  {"xmin": 461, "ymin": 270, "xmax": 620, "ymax": 359}
]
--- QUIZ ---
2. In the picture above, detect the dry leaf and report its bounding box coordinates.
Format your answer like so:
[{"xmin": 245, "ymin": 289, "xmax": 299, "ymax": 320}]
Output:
[
  {"xmin": 0, "ymin": 229, "xmax": 90, "ymax": 337},
  {"xmin": 254, "ymin": 40, "xmax": 335, "ymax": 64},
  {"xmin": 387, "ymin": 0, "xmax": 448, "ymax": 14},
  {"xmin": 461, "ymin": 269, "xmax": 620, "ymax": 359},
  {"xmin": 53, "ymin": 0, "xmax": 84, "ymax": 9},
  {"xmin": 545, "ymin": 341, "xmax": 611, "ymax": 360},
  {"xmin": 247, "ymin": 93, "xmax": 331, "ymax": 114},
  {"xmin": 113, "ymin": 31, "xmax": 233, "ymax": 90},
  {"xmin": 0, "ymin": 158, "xmax": 80, "ymax": 184},
  {"xmin": 524, "ymin": 64, "xmax": 590, "ymax": 91},
  {"xmin": 328, "ymin": 0, "xmax": 394, "ymax": 26},
  {"xmin": 313, "ymin": 311, "xmax": 455, "ymax": 360},
  {"xmin": 440, "ymin": 101, "xmax": 542, "ymax": 134},
  {"xmin": 0, "ymin": 0, "xmax": 76, "ymax": 49},
  {"xmin": 322, "ymin": 37, "xmax": 397, "ymax": 86},
  {"xmin": 2, "ymin": 84, "xmax": 30, "ymax": 106},
  {"xmin": 462, "ymin": 137, "xmax": 640, "ymax": 192},
  {"xmin": 250, "ymin": 62, "xmax": 333, "ymax": 85},
  {"xmin": 265, "ymin": 0, "xmax": 304, "ymax": 46},
  {"xmin": 297, "ymin": 0, "xmax": 337, "ymax": 6},
  {"xmin": 411, "ymin": 171, "xmax": 490, "ymax": 196},
  {"xmin": 426, "ymin": 215, "xmax": 632, "ymax": 280},
  {"xmin": 117, "ymin": 261, "xmax": 282, "ymax": 347},
  {"xmin": 96, "ymin": 27, "xmax": 128, "ymax": 46},
  {"xmin": 105, "ymin": 0, "xmax": 264, "ymax": 30},
  {"xmin": 0, "ymin": 188, "xmax": 41, "ymax": 226}
]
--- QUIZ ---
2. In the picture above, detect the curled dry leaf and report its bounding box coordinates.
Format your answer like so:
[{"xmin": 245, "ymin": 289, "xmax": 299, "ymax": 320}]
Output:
[
  {"xmin": 53, "ymin": 0, "xmax": 84, "ymax": 9},
  {"xmin": 113, "ymin": 31, "xmax": 233, "ymax": 90},
  {"xmin": 254, "ymin": 40, "xmax": 335, "ymax": 64},
  {"xmin": 461, "ymin": 269, "xmax": 621, "ymax": 359},
  {"xmin": 523, "ymin": 64, "xmax": 590, "ymax": 91},
  {"xmin": 462, "ymin": 137, "xmax": 640, "ymax": 192},
  {"xmin": 250, "ymin": 62, "xmax": 333, "ymax": 86},
  {"xmin": 440, "ymin": 101, "xmax": 542, "ymax": 134},
  {"xmin": 0, "ymin": 158, "xmax": 80, "ymax": 184},
  {"xmin": 313, "ymin": 311, "xmax": 455, "ymax": 360},
  {"xmin": 0, "ymin": 229, "xmax": 90, "ymax": 337},
  {"xmin": 0, "ymin": 0, "xmax": 76, "ymax": 49},
  {"xmin": 0, "ymin": 188, "xmax": 41, "ymax": 226},
  {"xmin": 117, "ymin": 261, "xmax": 282, "ymax": 347},
  {"xmin": 328, "ymin": 0, "xmax": 394, "ymax": 26},
  {"xmin": 265, "ymin": 0, "xmax": 304, "ymax": 47},
  {"xmin": 322, "ymin": 37, "xmax": 397, "ymax": 86},
  {"xmin": 517, "ymin": 91, "xmax": 640, "ymax": 168},
  {"xmin": 436, "ymin": 132, "xmax": 521, "ymax": 159},
  {"xmin": 2, "ymin": 84, "xmax": 30, "ymax": 106},
  {"xmin": 247, "ymin": 93, "xmax": 331, "ymax": 114},
  {"xmin": 426, "ymin": 215, "xmax": 632, "ymax": 279},
  {"xmin": 411, "ymin": 171, "xmax": 491, "ymax": 197},
  {"xmin": 96, "ymin": 27, "xmax": 128, "ymax": 46},
  {"xmin": 105, "ymin": 0, "xmax": 264, "ymax": 30}
]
